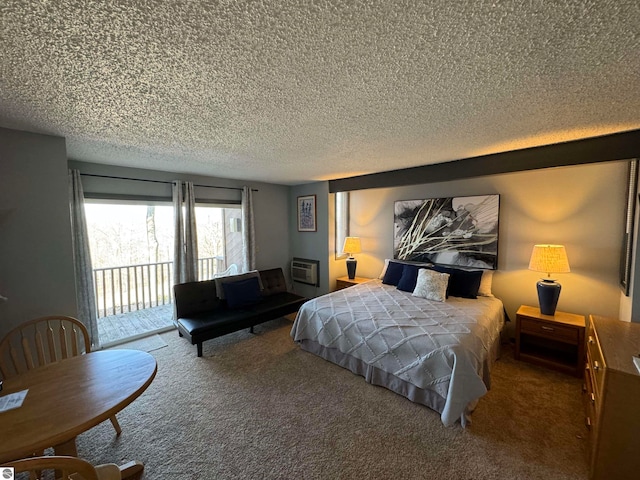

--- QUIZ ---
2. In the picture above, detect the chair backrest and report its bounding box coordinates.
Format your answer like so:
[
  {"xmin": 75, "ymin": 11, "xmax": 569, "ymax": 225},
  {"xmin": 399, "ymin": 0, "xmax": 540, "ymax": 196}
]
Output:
[
  {"xmin": 6, "ymin": 455, "xmax": 102, "ymax": 480},
  {"xmin": 0, "ymin": 315, "xmax": 91, "ymax": 379}
]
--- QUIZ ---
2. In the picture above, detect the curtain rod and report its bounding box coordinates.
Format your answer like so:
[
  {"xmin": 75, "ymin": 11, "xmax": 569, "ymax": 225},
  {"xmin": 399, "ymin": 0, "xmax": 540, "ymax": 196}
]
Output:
[{"xmin": 80, "ymin": 173, "xmax": 258, "ymax": 191}]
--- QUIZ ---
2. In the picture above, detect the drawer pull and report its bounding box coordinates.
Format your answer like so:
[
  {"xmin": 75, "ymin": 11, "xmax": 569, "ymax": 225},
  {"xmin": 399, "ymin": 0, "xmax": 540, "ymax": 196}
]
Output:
[
  {"xmin": 590, "ymin": 393, "xmax": 596, "ymax": 404},
  {"xmin": 540, "ymin": 326, "xmax": 555, "ymax": 332},
  {"xmin": 593, "ymin": 361, "xmax": 601, "ymax": 371},
  {"xmin": 588, "ymin": 335, "xmax": 595, "ymax": 345},
  {"xmin": 586, "ymin": 417, "xmax": 592, "ymax": 429}
]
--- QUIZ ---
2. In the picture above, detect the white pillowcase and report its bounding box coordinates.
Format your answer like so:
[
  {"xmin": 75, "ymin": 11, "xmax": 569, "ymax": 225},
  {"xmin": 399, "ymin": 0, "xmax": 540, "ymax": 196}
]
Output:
[
  {"xmin": 477, "ymin": 270, "xmax": 494, "ymax": 297},
  {"xmin": 412, "ymin": 268, "xmax": 450, "ymax": 302},
  {"xmin": 378, "ymin": 259, "xmax": 390, "ymax": 279}
]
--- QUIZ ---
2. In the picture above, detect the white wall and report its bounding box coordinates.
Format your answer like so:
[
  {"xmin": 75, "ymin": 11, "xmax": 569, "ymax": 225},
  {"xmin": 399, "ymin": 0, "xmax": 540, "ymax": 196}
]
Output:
[
  {"xmin": 345, "ymin": 161, "xmax": 627, "ymax": 331},
  {"xmin": 0, "ymin": 128, "xmax": 78, "ymax": 338}
]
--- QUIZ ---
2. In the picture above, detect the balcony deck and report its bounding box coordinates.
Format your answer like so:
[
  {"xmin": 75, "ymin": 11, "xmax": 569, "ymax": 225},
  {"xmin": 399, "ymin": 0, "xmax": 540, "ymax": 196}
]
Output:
[{"xmin": 98, "ymin": 304, "xmax": 175, "ymax": 347}]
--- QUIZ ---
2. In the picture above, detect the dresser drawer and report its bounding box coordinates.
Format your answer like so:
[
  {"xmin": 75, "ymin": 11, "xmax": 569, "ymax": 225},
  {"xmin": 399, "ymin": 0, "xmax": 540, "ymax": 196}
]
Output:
[
  {"xmin": 586, "ymin": 327, "xmax": 605, "ymax": 398},
  {"xmin": 520, "ymin": 317, "xmax": 579, "ymax": 343},
  {"xmin": 584, "ymin": 361, "xmax": 599, "ymax": 420}
]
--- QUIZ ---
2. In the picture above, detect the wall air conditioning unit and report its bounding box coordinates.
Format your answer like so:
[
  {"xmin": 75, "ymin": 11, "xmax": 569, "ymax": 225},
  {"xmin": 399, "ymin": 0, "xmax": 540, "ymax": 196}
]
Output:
[{"xmin": 291, "ymin": 258, "xmax": 319, "ymax": 287}]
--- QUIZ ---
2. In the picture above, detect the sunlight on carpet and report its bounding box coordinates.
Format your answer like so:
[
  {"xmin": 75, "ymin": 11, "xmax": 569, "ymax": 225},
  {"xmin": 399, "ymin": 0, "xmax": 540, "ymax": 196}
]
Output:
[{"xmin": 111, "ymin": 334, "xmax": 168, "ymax": 353}]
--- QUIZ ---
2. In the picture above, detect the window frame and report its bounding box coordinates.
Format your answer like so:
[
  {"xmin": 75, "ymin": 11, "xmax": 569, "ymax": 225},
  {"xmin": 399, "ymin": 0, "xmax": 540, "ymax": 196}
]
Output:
[{"xmin": 335, "ymin": 191, "xmax": 350, "ymax": 260}]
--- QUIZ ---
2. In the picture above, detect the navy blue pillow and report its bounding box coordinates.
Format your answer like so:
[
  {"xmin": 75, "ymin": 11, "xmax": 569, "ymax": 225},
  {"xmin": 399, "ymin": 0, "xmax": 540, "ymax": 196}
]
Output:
[
  {"xmin": 432, "ymin": 265, "xmax": 482, "ymax": 299},
  {"xmin": 397, "ymin": 264, "xmax": 421, "ymax": 292},
  {"xmin": 222, "ymin": 276, "xmax": 262, "ymax": 309},
  {"xmin": 382, "ymin": 261, "xmax": 405, "ymax": 286}
]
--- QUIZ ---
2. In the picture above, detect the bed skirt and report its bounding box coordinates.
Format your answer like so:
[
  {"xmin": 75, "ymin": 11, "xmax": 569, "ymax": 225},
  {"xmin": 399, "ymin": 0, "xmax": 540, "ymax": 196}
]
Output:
[{"xmin": 297, "ymin": 332, "xmax": 502, "ymax": 427}]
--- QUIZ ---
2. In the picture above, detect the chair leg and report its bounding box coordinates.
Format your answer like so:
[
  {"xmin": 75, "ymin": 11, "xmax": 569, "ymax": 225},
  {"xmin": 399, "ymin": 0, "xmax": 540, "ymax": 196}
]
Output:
[
  {"xmin": 119, "ymin": 460, "xmax": 144, "ymax": 480},
  {"xmin": 109, "ymin": 415, "xmax": 122, "ymax": 436}
]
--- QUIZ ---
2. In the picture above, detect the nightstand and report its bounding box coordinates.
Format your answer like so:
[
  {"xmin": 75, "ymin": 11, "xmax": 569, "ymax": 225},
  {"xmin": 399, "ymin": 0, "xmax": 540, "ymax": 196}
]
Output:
[
  {"xmin": 515, "ymin": 305, "xmax": 585, "ymax": 377},
  {"xmin": 335, "ymin": 276, "xmax": 372, "ymax": 290}
]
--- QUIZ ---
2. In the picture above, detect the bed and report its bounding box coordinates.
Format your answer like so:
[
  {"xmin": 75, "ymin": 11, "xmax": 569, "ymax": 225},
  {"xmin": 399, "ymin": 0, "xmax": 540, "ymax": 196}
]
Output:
[{"xmin": 290, "ymin": 270, "xmax": 505, "ymax": 427}]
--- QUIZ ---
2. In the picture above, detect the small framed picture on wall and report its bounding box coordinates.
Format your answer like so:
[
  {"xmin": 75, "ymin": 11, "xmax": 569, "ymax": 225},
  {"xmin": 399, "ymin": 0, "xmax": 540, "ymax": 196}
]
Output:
[{"xmin": 297, "ymin": 195, "xmax": 317, "ymax": 232}]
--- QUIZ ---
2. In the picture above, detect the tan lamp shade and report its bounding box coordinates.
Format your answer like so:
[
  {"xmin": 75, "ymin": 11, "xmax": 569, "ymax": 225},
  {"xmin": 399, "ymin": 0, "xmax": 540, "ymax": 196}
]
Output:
[
  {"xmin": 528, "ymin": 244, "xmax": 570, "ymax": 277},
  {"xmin": 342, "ymin": 237, "xmax": 362, "ymax": 256}
]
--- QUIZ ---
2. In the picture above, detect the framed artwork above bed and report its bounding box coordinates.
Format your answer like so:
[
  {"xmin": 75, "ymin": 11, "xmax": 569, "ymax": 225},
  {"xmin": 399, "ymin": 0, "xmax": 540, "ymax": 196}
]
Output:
[{"xmin": 393, "ymin": 194, "xmax": 500, "ymax": 269}]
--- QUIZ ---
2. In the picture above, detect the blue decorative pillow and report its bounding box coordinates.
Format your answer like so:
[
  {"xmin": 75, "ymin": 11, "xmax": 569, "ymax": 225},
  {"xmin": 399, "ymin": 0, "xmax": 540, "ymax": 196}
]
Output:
[
  {"xmin": 432, "ymin": 265, "xmax": 483, "ymax": 299},
  {"xmin": 382, "ymin": 261, "xmax": 405, "ymax": 286},
  {"xmin": 396, "ymin": 264, "xmax": 422, "ymax": 292},
  {"xmin": 222, "ymin": 276, "xmax": 262, "ymax": 309}
]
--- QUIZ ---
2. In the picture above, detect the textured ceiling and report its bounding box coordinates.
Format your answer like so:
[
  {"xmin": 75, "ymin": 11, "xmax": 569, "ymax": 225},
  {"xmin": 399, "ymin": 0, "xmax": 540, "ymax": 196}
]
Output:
[{"xmin": 1, "ymin": 1, "xmax": 639, "ymax": 185}]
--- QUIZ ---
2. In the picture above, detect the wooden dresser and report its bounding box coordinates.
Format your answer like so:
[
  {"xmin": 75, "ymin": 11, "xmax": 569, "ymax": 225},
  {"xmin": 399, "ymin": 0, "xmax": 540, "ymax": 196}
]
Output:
[{"xmin": 584, "ymin": 315, "xmax": 640, "ymax": 480}]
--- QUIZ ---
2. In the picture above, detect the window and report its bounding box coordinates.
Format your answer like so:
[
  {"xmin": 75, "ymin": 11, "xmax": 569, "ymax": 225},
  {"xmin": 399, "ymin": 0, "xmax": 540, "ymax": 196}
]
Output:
[
  {"xmin": 85, "ymin": 201, "xmax": 174, "ymax": 318},
  {"xmin": 84, "ymin": 201, "xmax": 241, "ymax": 318},
  {"xmin": 195, "ymin": 204, "xmax": 242, "ymax": 278},
  {"xmin": 335, "ymin": 191, "xmax": 349, "ymax": 259}
]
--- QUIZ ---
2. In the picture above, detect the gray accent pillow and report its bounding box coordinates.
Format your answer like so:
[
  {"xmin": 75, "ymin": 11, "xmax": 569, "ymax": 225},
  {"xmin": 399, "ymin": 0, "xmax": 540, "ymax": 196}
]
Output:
[{"xmin": 412, "ymin": 268, "xmax": 449, "ymax": 302}]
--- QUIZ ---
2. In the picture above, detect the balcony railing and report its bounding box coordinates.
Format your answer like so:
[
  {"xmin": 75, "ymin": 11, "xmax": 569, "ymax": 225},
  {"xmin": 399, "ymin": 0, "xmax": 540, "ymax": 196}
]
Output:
[{"xmin": 93, "ymin": 256, "xmax": 224, "ymax": 318}]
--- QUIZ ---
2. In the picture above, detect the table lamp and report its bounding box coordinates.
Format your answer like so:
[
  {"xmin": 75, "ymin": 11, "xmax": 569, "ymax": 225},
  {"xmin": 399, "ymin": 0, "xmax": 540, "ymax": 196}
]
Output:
[
  {"xmin": 342, "ymin": 237, "xmax": 362, "ymax": 280},
  {"xmin": 528, "ymin": 244, "xmax": 570, "ymax": 316}
]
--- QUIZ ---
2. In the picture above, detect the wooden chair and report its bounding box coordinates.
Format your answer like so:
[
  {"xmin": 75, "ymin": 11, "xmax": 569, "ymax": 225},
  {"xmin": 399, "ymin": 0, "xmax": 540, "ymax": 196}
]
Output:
[
  {"xmin": 0, "ymin": 315, "xmax": 122, "ymax": 435},
  {"xmin": 6, "ymin": 455, "xmax": 144, "ymax": 480}
]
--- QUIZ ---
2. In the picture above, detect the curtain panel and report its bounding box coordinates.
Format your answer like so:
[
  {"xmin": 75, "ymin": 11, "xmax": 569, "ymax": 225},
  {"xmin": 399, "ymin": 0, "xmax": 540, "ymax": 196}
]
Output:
[
  {"xmin": 241, "ymin": 186, "xmax": 256, "ymax": 272},
  {"xmin": 68, "ymin": 169, "xmax": 100, "ymax": 349},
  {"xmin": 172, "ymin": 181, "xmax": 198, "ymax": 286}
]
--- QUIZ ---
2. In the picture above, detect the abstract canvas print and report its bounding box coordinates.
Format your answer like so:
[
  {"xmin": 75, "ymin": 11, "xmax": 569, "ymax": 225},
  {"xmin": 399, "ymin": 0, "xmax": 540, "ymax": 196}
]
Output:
[{"xmin": 394, "ymin": 195, "xmax": 500, "ymax": 269}]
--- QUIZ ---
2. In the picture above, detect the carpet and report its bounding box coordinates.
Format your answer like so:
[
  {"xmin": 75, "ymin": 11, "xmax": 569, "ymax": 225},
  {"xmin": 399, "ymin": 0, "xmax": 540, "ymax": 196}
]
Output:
[
  {"xmin": 111, "ymin": 334, "xmax": 168, "ymax": 353},
  {"xmin": 78, "ymin": 318, "xmax": 589, "ymax": 480}
]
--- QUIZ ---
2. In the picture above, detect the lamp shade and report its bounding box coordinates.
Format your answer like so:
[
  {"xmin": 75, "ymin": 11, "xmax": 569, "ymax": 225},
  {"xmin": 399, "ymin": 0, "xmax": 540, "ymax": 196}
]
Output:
[
  {"xmin": 342, "ymin": 237, "xmax": 362, "ymax": 256},
  {"xmin": 528, "ymin": 244, "xmax": 570, "ymax": 277}
]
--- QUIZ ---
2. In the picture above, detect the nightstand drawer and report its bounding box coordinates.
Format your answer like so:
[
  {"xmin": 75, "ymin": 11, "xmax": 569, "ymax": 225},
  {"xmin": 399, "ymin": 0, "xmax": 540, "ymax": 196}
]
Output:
[
  {"xmin": 335, "ymin": 276, "xmax": 373, "ymax": 291},
  {"xmin": 520, "ymin": 317, "xmax": 579, "ymax": 343}
]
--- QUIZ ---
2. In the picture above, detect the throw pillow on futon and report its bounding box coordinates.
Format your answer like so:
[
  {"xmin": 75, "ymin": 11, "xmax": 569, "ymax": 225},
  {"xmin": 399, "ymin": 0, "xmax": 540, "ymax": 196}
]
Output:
[
  {"xmin": 214, "ymin": 270, "xmax": 263, "ymax": 299},
  {"xmin": 222, "ymin": 276, "xmax": 262, "ymax": 309}
]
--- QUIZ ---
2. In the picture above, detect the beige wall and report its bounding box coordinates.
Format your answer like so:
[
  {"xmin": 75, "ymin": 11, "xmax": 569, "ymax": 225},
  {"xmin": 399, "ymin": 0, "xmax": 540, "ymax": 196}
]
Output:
[{"xmin": 345, "ymin": 161, "xmax": 627, "ymax": 332}]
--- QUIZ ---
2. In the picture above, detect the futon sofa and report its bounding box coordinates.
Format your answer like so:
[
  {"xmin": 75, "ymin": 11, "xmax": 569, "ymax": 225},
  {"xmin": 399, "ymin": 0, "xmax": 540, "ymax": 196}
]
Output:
[{"xmin": 173, "ymin": 268, "xmax": 307, "ymax": 357}]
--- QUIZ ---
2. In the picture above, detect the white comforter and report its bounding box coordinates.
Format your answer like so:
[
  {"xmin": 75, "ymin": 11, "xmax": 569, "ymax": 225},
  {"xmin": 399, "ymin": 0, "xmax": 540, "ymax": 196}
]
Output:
[{"xmin": 290, "ymin": 279, "xmax": 504, "ymax": 426}]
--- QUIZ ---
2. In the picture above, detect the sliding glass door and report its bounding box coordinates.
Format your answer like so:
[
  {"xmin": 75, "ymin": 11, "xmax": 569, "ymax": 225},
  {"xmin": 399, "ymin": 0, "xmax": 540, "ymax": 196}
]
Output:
[{"xmin": 84, "ymin": 200, "xmax": 240, "ymax": 345}]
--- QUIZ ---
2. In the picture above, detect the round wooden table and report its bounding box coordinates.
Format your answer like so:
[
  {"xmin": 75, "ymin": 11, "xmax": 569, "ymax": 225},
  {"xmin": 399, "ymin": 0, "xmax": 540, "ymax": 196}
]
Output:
[{"xmin": 0, "ymin": 349, "xmax": 157, "ymax": 463}]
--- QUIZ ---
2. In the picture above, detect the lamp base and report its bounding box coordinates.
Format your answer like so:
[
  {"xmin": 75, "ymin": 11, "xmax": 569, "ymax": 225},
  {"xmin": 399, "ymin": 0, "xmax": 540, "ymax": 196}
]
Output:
[
  {"xmin": 537, "ymin": 279, "xmax": 561, "ymax": 316},
  {"xmin": 346, "ymin": 257, "xmax": 357, "ymax": 280}
]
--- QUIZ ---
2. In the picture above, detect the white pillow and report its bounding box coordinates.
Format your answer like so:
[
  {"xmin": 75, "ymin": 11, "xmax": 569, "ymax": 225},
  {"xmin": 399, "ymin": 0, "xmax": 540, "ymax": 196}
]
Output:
[
  {"xmin": 412, "ymin": 269, "xmax": 449, "ymax": 302},
  {"xmin": 214, "ymin": 270, "xmax": 263, "ymax": 299},
  {"xmin": 378, "ymin": 259, "xmax": 390, "ymax": 279},
  {"xmin": 477, "ymin": 270, "xmax": 494, "ymax": 297}
]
